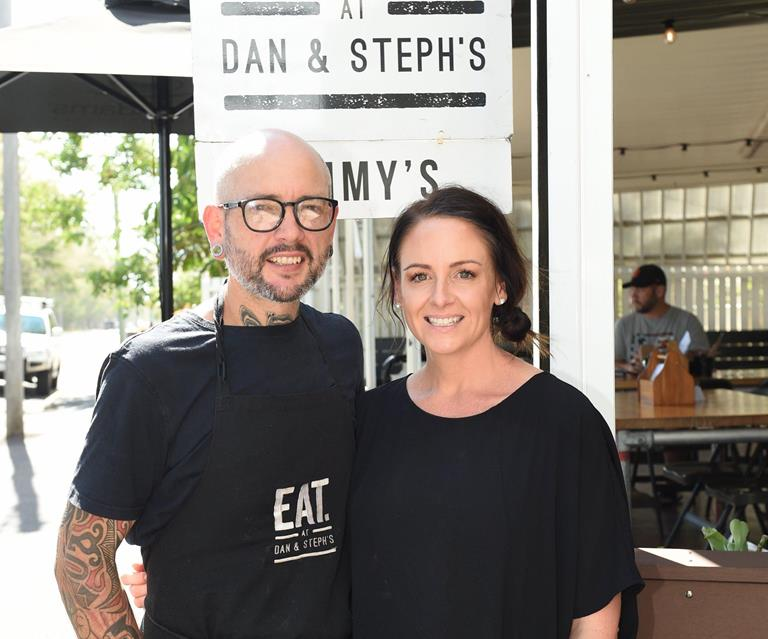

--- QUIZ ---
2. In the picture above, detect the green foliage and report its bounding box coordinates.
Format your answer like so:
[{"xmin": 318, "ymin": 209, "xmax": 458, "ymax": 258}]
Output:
[
  {"xmin": 18, "ymin": 180, "xmax": 87, "ymax": 293},
  {"xmin": 172, "ymin": 269, "xmax": 203, "ymax": 310},
  {"xmin": 3, "ymin": 177, "xmax": 114, "ymax": 328},
  {"xmin": 21, "ymin": 180, "xmax": 87, "ymax": 243},
  {"xmin": 100, "ymin": 134, "xmax": 155, "ymax": 192},
  {"xmin": 702, "ymin": 519, "xmax": 766, "ymax": 552},
  {"xmin": 88, "ymin": 252, "xmax": 156, "ymax": 308},
  {"xmin": 48, "ymin": 133, "xmax": 89, "ymax": 175},
  {"xmin": 142, "ymin": 135, "xmax": 225, "ymax": 280},
  {"xmin": 40, "ymin": 132, "xmax": 214, "ymax": 323}
]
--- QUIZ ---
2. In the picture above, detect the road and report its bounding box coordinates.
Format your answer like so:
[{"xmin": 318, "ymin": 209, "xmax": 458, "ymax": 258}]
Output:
[{"xmin": 0, "ymin": 329, "xmax": 145, "ymax": 638}]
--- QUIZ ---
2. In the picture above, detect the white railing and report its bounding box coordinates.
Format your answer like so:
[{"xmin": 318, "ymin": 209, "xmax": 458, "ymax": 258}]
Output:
[{"xmin": 615, "ymin": 265, "xmax": 768, "ymax": 331}]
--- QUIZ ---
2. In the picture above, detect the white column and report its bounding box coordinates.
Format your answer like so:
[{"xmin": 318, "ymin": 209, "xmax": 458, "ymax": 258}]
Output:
[
  {"xmin": 344, "ymin": 219, "xmax": 357, "ymax": 326},
  {"xmin": 3, "ymin": 133, "xmax": 24, "ymax": 438},
  {"xmin": 546, "ymin": 0, "xmax": 615, "ymax": 428},
  {"xmin": 361, "ymin": 219, "xmax": 376, "ymax": 389}
]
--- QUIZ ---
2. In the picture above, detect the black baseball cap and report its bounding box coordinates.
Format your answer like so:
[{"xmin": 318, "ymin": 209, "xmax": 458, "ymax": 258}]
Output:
[{"xmin": 622, "ymin": 264, "xmax": 666, "ymax": 289}]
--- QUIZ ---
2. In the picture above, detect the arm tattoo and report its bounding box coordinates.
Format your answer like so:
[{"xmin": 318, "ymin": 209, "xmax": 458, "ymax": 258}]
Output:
[
  {"xmin": 239, "ymin": 305, "xmax": 262, "ymax": 326},
  {"xmin": 55, "ymin": 503, "xmax": 141, "ymax": 639}
]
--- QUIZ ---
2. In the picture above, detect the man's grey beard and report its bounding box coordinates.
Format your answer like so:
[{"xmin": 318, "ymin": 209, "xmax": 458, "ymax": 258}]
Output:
[{"xmin": 223, "ymin": 234, "xmax": 332, "ymax": 303}]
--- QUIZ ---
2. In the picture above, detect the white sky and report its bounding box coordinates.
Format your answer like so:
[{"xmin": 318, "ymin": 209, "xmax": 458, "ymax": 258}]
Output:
[{"xmin": 19, "ymin": 134, "xmax": 159, "ymax": 258}]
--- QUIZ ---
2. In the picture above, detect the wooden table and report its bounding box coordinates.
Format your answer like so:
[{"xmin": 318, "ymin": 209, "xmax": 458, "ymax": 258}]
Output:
[
  {"xmin": 614, "ymin": 389, "xmax": 768, "ymax": 500},
  {"xmin": 616, "ymin": 389, "xmax": 768, "ymax": 430},
  {"xmin": 615, "ymin": 374, "xmax": 766, "ymax": 391}
]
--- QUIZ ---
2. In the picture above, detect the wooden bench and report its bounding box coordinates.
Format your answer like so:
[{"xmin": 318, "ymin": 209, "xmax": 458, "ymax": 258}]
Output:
[{"xmin": 706, "ymin": 330, "xmax": 768, "ymax": 384}]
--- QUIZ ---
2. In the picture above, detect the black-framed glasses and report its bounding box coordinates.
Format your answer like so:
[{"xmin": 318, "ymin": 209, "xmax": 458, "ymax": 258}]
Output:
[{"xmin": 218, "ymin": 196, "xmax": 338, "ymax": 232}]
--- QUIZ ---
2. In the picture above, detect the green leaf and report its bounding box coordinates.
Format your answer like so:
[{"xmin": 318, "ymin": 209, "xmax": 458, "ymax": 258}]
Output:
[
  {"xmin": 729, "ymin": 519, "xmax": 749, "ymax": 552},
  {"xmin": 702, "ymin": 526, "xmax": 728, "ymax": 551}
]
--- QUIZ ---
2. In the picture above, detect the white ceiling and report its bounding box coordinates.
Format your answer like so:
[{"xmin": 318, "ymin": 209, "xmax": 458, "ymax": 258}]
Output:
[{"xmin": 511, "ymin": 23, "xmax": 768, "ymax": 193}]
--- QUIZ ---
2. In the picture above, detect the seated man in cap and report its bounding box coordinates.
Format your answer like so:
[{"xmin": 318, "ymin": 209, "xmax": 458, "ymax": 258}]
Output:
[{"xmin": 615, "ymin": 264, "xmax": 709, "ymax": 376}]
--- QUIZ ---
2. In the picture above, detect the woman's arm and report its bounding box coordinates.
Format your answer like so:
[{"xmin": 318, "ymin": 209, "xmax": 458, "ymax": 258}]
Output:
[{"xmin": 570, "ymin": 593, "xmax": 621, "ymax": 638}]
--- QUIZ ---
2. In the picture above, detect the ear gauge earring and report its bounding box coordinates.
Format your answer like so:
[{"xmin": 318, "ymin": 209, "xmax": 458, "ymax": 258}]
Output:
[{"xmin": 211, "ymin": 243, "xmax": 224, "ymax": 258}]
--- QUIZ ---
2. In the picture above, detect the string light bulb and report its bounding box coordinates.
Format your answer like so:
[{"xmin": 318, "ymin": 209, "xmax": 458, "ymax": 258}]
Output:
[{"xmin": 664, "ymin": 20, "xmax": 677, "ymax": 44}]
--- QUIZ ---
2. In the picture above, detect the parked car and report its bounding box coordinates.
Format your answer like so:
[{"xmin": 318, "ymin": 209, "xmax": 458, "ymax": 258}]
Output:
[{"xmin": 0, "ymin": 297, "xmax": 62, "ymax": 395}]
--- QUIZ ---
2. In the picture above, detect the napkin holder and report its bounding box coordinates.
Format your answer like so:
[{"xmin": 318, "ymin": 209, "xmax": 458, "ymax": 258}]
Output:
[{"xmin": 638, "ymin": 341, "xmax": 695, "ymax": 406}]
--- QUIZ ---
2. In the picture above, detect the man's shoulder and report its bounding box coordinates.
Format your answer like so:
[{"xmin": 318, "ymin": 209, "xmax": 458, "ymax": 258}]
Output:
[
  {"xmin": 115, "ymin": 312, "xmax": 215, "ymax": 369},
  {"xmin": 615, "ymin": 312, "xmax": 638, "ymax": 330},
  {"xmin": 300, "ymin": 304, "xmax": 362, "ymax": 348},
  {"xmin": 668, "ymin": 304, "xmax": 699, "ymax": 322},
  {"xmin": 300, "ymin": 304, "xmax": 364, "ymax": 392}
]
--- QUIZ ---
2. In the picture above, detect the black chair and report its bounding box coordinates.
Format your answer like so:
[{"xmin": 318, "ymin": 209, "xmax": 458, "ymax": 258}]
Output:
[
  {"xmin": 628, "ymin": 448, "xmax": 668, "ymax": 541},
  {"xmin": 704, "ymin": 478, "xmax": 768, "ymax": 536},
  {"xmin": 697, "ymin": 378, "xmax": 734, "ymax": 390},
  {"xmin": 661, "ymin": 454, "xmax": 743, "ymax": 546},
  {"xmin": 749, "ymin": 380, "xmax": 768, "ymax": 397},
  {"xmin": 701, "ymin": 444, "xmax": 768, "ymax": 541}
]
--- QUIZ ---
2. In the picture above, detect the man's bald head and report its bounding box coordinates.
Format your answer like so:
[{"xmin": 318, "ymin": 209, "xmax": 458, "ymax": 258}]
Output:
[{"xmin": 214, "ymin": 129, "xmax": 331, "ymax": 203}]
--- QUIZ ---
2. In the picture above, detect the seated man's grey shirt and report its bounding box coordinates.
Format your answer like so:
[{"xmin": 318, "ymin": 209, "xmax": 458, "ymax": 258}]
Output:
[{"xmin": 614, "ymin": 305, "xmax": 709, "ymax": 362}]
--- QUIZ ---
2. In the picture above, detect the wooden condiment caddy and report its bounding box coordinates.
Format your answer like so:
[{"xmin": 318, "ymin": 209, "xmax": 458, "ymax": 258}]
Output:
[{"xmin": 638, "ymin": 341, "xmax": 695, "ymax": 405}]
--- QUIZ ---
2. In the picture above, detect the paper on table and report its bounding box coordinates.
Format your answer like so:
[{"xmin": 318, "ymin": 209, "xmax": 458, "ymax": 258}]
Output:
[
  {"xmin": 650, "ymin": 362, "xmax": 665, "ymax": 381},
  {"xmin": 679, "ymin": 330, "xmax": 692, "ymax": 355}
]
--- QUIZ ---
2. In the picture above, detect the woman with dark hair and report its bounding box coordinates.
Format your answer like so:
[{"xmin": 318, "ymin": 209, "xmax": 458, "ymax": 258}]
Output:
[
  {"xmin": 125, "ymin": 185, "xmax": 642, "ymax": 638},
  {"xmin": 349, "ymin": 186, "xmax": 642, "ymax": 638}
]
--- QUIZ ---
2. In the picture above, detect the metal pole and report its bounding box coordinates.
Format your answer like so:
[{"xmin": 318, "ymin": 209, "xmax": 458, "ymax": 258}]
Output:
[
  {"xmin": 531, "ymin": 0, "xmax": 550, "ymax": 372},
  {"xmin": 157, "ymin": 77, "xmax": 174, "ymax": 321},
  {"xmin": 3, "ymin": 133, "xmax": 24, "ymax": 439}
]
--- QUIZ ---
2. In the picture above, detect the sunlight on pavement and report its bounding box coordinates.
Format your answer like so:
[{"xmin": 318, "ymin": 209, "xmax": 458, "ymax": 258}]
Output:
[{"xmin": 0, "ymin": 329, "xmax": 145, "ymax": 638}]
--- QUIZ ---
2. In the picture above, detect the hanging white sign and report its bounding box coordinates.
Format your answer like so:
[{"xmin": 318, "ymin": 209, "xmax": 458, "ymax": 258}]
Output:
[{"xmin": 190, "ymin": 0, "xmax": 513, "ymax": 216}]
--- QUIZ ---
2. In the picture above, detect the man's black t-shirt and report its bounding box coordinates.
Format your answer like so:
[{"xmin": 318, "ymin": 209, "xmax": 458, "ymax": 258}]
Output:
[
  {"xmin": 350, "ymin": 373, "xmax": 643, "ymax": 639},
  {"xmin": 69, "ymin": 304, "xmax": 364, "ymax": 547}
]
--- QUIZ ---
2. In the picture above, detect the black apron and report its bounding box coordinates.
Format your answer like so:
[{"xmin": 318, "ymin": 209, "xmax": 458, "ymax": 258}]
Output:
[{"xmin": 143, "ymin": 296, "xmax": 355, "ymax": 639}]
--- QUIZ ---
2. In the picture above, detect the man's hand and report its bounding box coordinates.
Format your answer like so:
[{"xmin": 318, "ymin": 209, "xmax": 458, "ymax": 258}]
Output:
[
  {"xmin": 54, "ymin": 503, "xmax": 141, "ymax": 638},
  {"xmin": 121, "ymin": 564, "xmax": 148, "ymax": 609},
  {"xmin": 615, "ymin": 358, "xmax": 643, "ymax": 376}
]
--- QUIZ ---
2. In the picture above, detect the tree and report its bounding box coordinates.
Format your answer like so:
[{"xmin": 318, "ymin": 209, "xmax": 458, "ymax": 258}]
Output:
[
  {"xmin": 141, "ymin": 135, "xmax": 225, "ymax": 309},
  {"xmin": 50, "ymin": 132, "xmax": 221, "ymax": 326},
  {"xmin": 99, "ymin": 134, "xmax": 157, "ymax": 339},
  {"xmin": 0, "ymin": 177, "xmax": 114, "ymax": 329}
]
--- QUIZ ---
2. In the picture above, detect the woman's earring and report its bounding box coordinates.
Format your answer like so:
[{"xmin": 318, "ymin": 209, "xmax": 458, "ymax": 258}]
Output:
[
  {"xmin": 497, "ymin": 297, "xmax": 506, "ymax": 305},
  {"xmin": 394, "ymin": 302, "xmax": 401, "ymax": 311},
  {"xmin": 211, "ymin": 243, "xmax": 224, "ymax": 258}
]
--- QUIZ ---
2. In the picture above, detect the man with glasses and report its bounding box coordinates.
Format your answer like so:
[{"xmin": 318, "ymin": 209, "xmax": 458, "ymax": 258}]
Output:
[{"xmin": 55, "ymin": 130, "xmax": 363, "ymax": 639}]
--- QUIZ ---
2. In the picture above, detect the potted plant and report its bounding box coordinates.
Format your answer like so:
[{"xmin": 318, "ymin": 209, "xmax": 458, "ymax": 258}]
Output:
[{"xmin": 635, "ymin": 520, "xmax": 768, "ymax": 639}]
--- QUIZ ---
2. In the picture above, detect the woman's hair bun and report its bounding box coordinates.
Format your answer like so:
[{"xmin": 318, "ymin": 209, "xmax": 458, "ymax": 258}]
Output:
[{"xmin": 495, "ymin": 304, "xmax": 532, "ymax": 343}]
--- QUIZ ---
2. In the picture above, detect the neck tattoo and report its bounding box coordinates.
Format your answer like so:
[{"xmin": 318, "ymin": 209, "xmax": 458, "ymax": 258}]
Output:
[{"xmin": 239, "ymin": 305, "xmax": 295, "ymax": 327}]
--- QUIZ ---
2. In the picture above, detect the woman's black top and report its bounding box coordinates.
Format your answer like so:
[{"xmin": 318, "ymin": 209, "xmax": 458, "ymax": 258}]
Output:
[{"xmin": 350, "ymin": 373, "xmax": 643, "ymax": 639}]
